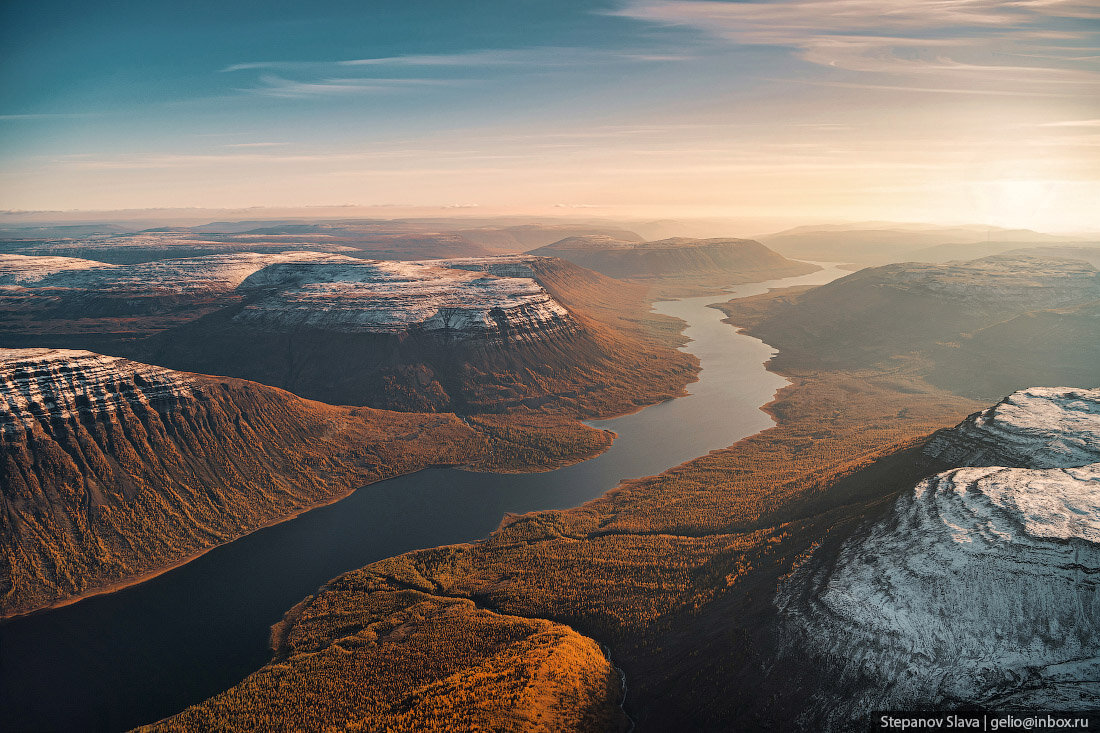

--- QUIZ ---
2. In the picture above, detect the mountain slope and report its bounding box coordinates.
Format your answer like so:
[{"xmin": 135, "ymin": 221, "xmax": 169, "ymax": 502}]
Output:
[
  {"xmin": 529, "ymin": 236, "xmax": 816, "ymax": 291},
  {"xmin": 772, "ymin": 388, "xmax": 1100, "ymax": 726},
  {"xmin": 0, "ymin": 348, "xmax": 612, "ymax": 618},
  {"xmin": 1, "ymin": 252, "xmax": 697, "ymax": 416},
  {"xmin": 136, "ymin": 255, "xmax": 696, "ymax": 415},
  {"xmin": 716, "ymin": 255, "xmax": 1100, "ymax": 400}
]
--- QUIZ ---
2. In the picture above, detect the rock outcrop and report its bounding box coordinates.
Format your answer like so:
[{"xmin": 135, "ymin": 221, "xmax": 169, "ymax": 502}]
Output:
[{"xmin": 773, "ymin": 387, "xmax": 1100, "ymax": 727}]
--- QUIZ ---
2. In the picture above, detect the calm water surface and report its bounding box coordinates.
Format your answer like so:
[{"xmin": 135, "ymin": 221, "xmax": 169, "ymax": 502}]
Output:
[{"xmin": 0, "ymin": 263, "xmax": 843, "ymax": 732}]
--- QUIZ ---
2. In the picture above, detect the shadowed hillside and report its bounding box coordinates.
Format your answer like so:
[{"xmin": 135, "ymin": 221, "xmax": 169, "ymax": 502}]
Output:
[
  {"xmin": 0, "ymin": 349, "xmax": 613, "ymax": 618},
  {"xmin": 530, "ymin": 236, "xmax": 817, "ymax": 294},
  {"xmin": 715, "ymin": 255, "xmax": 1100, "ymax": 400}
]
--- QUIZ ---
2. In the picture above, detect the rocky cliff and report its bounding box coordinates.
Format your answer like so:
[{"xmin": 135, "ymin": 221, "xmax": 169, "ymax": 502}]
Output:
[
  {"xmin": 0, "ymin": 347, "xmax": 493, "ymax": 618},
  {"xmin": 773, "ymin": 387, "xmax": 1100, "ymax": 727},
  {"xmin": 1, "ymin": 252, "xmax": 695, "ymax": 415},
  {"xmin": 138, "ymin": 254, "xmax": 694, "ymax": 414}
]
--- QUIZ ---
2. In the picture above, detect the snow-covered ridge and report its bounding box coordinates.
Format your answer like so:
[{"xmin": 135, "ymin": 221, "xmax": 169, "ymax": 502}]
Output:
[
  {"xmin": 4, "ymin": 232, "xmax": 357, "ymax": 257},
  {"xmin": 430, "ymin": 254, "xmax": 542, "ymax": 278},
  {"xmin": 777, "ymin": 387, "xmax": 1100, "ymax": 722},
  {"xmin": 0, "ymin": 251, "xmax": 347, "ymax": 292},
  {"xmin": 884, "ymin": 256, "xmax": 1099, "ymax": 307},
  {"xmin": 0, "ymin": 348, "xmax": 195, "ymax": 436},
  {"xmin": 1, "ymin": 252, "xmax": 578, "ymax": 340},
  {"xmin": 0, "ymin": 255, "xmax": 112, "ymax": 285},
  {"xmin": 923, "ymin": 387, "xmax": 1100, "ymax": 469},
  {"xmin": 234, "ymin": 258, "xmax": 574, "ymax": 337}
]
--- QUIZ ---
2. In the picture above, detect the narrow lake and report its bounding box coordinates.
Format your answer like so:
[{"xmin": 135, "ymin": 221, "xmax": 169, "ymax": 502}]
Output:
[{"xmin": 0, "ymin": 263, "xmax": 844, "ymax": 732}]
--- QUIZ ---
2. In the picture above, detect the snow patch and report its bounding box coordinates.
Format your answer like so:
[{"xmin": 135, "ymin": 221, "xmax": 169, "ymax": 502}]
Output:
[{"xmin": 0, "ymin": 348, "xmax": 195, "ymax": 436}]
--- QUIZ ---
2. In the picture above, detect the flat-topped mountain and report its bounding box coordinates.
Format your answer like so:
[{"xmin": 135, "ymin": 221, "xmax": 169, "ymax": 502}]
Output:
[
  {"xmin": 139, "ymin": 254, "xmax": 695, "ymax": 413},
  {"xmin": 529, "ymin": 236, "xmax": 815, "ymax": 287},
  {"xmin": 0, "ymin": 347, "xmax": 614, "ymax": 618},
  {"xmin": 230, "ymin": 257, "xmax": 574, "ymax": 339},
  {"xmin": 0, "ymin": 250, "xmax": 341, "ymax": 293},
  {"xmin": 0, "ymin": 251, "xmax": 696, "ymax": 415},
  {"xmin": 0, "ymin": 251, "xmax": 350, "ymax": 351},
  {"xmin": 0, "ymin": 231, "xmax": 361, "ymax": 265},
  {"xmin": 719, "ymin": 255, "xmax": 1100, "ymax": 400},
  {"xmin": 922, "ymin": 386, "xmax": 1100, "ymax": 468},
  {"xmin": 774, "ymin": 387, "xmax": 1100, "ymax": 726}
]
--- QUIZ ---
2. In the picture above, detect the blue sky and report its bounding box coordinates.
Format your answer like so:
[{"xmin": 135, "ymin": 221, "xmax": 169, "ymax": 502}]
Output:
[{"xmin": 2, "ymin": 1, "xmax": 1098, "ymax": 231}]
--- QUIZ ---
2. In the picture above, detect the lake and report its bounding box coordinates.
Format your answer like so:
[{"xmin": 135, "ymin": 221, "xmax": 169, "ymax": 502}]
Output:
[{"xmin": 0, "ymin": 263, "xmax": 843, "ymax": 732}]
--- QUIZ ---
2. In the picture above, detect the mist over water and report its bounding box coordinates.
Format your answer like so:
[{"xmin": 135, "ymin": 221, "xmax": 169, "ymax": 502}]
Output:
[{"xmin": 0, "ymin": 263, "xmax": 844, "ymax": 732}]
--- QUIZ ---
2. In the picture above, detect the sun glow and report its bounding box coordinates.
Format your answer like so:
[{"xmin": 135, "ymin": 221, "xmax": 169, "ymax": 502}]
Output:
[{"xmin": 970, "ymin": 178, "xmax": 1063, "ymax": 232}]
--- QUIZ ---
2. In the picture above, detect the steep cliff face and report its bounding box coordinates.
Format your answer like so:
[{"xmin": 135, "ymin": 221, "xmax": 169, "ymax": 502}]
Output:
[
  {"xmin": 139, "ymin": 255, "xmax": 694, "ymax": 414},
  {"xmin": 0, "ymin": 251, "xmax": 694, "ymax": 415},
  {"xmin": 0, "ymin": 347, "xmax": 492, "ymax": 618},
  {"xmin": 773, "ymin": 387, "xmax": 1100, "ymax": 727},
  {"xmin": 230, "ymin": 257, "xmax": 577, "ymax": 340}
]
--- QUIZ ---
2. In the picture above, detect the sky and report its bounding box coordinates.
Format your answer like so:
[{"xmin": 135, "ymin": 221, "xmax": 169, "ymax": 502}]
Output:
[{"xmin": 1, "ymin": 0, "xmax": 1098, "ymax": 232}]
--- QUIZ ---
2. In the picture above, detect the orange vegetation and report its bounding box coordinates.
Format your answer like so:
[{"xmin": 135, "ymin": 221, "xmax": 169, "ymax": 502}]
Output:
[
  {"xmin": 0, "ymin": 379, "xmax": 614, "ymax": 619},
  {"xmin": 151, "ymin": 287, "xmax": 983, "ymax": 730}
]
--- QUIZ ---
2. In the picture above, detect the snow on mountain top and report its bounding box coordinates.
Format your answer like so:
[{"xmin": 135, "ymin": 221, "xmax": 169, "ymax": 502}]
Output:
[
  {"xmin": 924, "ymin": 387, "xmax": 1100, "ymax": 469},
  {"xmin": 0, "ymin": 254, "xmax": 115, "ymax": 285},
  {"xmin": 0, "ymin": 252, "xmax": 577, "ymax": 337},
  {"xmin": 428, "ymin": 255, "xmax": 542, "ymax": 278},
  {"xmin": 234, "ymin": 257, "xmax": 572, "ymax": 335},
  {"xmin": 1, "ymin": 251, "xmax": 350, "ymax": 292},
  {"xmin": 0, "ymin": 348, "xmax": 195, "ymax": 436},
  {"xmin": 777, "ymin": 386, "xmax": 1100, "ymax": 719}
]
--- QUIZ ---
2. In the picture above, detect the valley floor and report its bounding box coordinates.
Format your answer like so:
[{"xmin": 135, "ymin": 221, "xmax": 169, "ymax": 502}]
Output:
[{"xmin": 142, "ymin": 279, "xmax": 983, "ymax": 731}]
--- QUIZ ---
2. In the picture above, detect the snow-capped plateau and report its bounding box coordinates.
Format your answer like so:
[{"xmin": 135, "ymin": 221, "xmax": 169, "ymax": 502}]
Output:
[
  {"xmin": 233, "ymin": 257, "xmax": 575, "ymax": 337},
  {"xmin": 776, "ymin": 386, "xmax": 1100, "ymax": 723},
  {"xmin": 1, "ymin": 231, "xmax": 359, "ymax": 260},
  {"xmin": 0, "ymin": 348, "xmax": 195, "ymax": 436},
  {"xmin": 923, "ymin": 387, "xmax": 1100, "ymax": 469},
  {"xmin": 0, "ymin": 251, "xmax": 345, "ymax": 292},
  {"xmin": 1, "ymin": 252, "xmax": 576, "ymax": 341}
]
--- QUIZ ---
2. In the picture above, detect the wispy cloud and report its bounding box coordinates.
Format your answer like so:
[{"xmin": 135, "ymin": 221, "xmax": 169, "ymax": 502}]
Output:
[
  {"xmin": 610, "ymin": 0, "xmax": 1100, "ymax": 91},
  {"xmin": 244, "ymin": 74, "xmax": 463, "ymax": 98},
  {"xmin": 0, "ymin": 112, "xmax": 103, "ymax": 121},
  {"xmin": 221, "ymin": 46, "xmax": 692, "ymax": 98},
  {"xmin": 1038, "ymin": 118, "xmax": 1100, "ymax": 127},
  {"xmin": 222, "ymin": 47, "xmax": 691, "ymax": 74}
]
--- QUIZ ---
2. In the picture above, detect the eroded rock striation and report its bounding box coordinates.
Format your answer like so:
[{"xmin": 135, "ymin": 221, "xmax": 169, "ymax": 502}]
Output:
[
  {"xmin": 0, "ymin": 348, "xmax": 194, "ymax": 436},
  {"xmin": 923, "ymin": 387, "xmax": 1100, "ymax": 469},
  {"xmin": 0, "ymin": 347, "xmax": 495, "ymax": 617},
  {"xmin": 775, "ymin": 387, "xmax": 1100, "ymax": 726},
  {"xmin": 137, "ymin": 254, "xmax": 693, "ymax": 413},
  {"xmin": 232, "ymin": 257, "xmax": 576, "ymax": 340}
]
